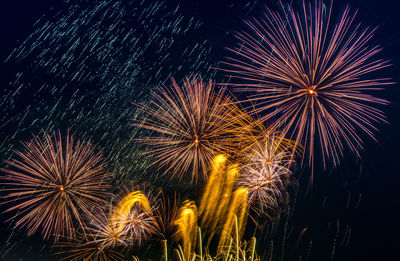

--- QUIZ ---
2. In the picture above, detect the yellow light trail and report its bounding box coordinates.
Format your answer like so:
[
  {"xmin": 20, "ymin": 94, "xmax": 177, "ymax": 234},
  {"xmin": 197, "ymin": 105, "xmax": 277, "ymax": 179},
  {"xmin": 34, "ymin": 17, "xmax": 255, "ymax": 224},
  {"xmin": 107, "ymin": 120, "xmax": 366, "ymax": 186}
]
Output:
[
  {"xmin": 175, "ymin": 200, "xmax": 198, "ymax": 260},
  {"xmin": 218, "ymin": 187, "xmax": 248, "ymax": 248},
  {"xmin": 110, "ymin": 191, "xmax": 151, "ymax": 237},
  {"xmin": 199, "ymin": 154, "xmax": 227, "ymax": 227}
]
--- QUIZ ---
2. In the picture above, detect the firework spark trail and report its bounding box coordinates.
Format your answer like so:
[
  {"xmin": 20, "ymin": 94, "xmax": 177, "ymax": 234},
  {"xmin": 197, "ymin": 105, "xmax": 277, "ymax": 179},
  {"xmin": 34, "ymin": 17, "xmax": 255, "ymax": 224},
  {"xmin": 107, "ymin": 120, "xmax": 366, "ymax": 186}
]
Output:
[
  {"xmin": 173, "ymin": 226, "xmax": 260, "ymax": 261},
  {"xmin": 218, "ymin": 188, "xmax": 248, "ymax": 249},
  {"xmin": 198, "ymin": 154, "xmax": 227, "ymax": 226},
  {"xmin": 0, "ymin": 131, "xmax": 111, "ymax": 240},
  {"xmin": 222, "ymin": 0, "xmax": 393, "ymax": 178},
  {"xmin": 199, "ymin": 155, "xmax": 240, "ymax": 244},
  {"xmin": 199, "ymin": 155, "xmax": 253, "ymax": 247},
  {"xmin": 109, "ymin": 190, "xmax": 157, "ymax": 245},
  {"xmin": 174, "ymin": 200, "xmax": 198, "ymax": 260},
  {"xmin": 90, "ymin": 215, "xmax": 131, "ymax": 250},
  {"xmin": 153, "ymin": 191, "xmax": 181, "ymax": 240},
  {"xmin": 55, "ymin": 224, "xmax": 126, "ymax": 261},
  {"xmin": 55, "ymin": 188, "xmax": 159, "ymax": 260}
]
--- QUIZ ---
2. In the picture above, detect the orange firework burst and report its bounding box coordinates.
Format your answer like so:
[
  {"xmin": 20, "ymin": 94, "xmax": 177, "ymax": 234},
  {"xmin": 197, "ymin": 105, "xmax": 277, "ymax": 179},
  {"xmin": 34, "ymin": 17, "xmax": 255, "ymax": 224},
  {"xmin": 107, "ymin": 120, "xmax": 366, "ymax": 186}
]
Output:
[
  {"xmin": 153, "ymin": 191, "xmax": 181, "ymax": 240},
  {"xmin": 56, "ymin": 208, "xmax": 131, "ymax": 259},
  {"xmin": 55, "ymin": 226, "xmax": 125, "ymax": 261},
  {"xmin": 132, "ymin": 76, "xmax": 242, "ymax": 182},
  {"xmin": 0, "ymin": 130, "xmax": 111, "ymax": 240},
  {"xmin": 222, "ymin": 0, "xmax": 393, "ymax": 178},
  {"xmin": 55, "ymin": 188, "xmax": 158, "ymax": 260}
]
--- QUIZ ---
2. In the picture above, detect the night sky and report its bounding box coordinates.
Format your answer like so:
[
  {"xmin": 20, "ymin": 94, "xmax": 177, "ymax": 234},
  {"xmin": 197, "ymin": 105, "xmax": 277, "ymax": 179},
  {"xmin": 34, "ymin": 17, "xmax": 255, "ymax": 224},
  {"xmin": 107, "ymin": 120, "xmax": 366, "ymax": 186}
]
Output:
[{"xmin": 1, "ymin": 0, "xmax": 400, "ymax": 260}]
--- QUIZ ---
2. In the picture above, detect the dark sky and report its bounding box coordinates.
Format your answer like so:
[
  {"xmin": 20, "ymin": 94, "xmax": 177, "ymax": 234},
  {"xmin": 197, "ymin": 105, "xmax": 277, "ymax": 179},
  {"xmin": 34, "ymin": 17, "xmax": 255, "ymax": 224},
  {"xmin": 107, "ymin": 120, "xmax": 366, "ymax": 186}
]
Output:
[{"xmin": 1, "ymin": 0, "xmax": 400, "ymax": 260}]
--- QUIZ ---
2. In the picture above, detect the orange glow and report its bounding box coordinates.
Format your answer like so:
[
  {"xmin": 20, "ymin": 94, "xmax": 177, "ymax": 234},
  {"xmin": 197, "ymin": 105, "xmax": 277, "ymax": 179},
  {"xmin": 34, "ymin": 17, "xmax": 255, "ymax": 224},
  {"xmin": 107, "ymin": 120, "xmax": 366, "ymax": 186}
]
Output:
[
  {"xmin": 214, "ymin": 154, "xmax": 227, "ymax": 164},
  {"xmin": 199, "ymin": 155, "xmax": 227, "ymax": 226},
  {"xmin": 199, "ymin": 155, "xmax": 245, "ymax": 245},
  {"xmin": 175, "ymin": 201, "xmax": 198, "ymax": 260},
  {"xmin": 110, "ymin": 191, "xmax": 151, "ymax": 237},
  {"xmin": 218, "ymin": 187, "xmax": 248, "ymax": 248},
  {"xmin": 199, "ymin": 154, "xmax": 227, "ymax": 223}
]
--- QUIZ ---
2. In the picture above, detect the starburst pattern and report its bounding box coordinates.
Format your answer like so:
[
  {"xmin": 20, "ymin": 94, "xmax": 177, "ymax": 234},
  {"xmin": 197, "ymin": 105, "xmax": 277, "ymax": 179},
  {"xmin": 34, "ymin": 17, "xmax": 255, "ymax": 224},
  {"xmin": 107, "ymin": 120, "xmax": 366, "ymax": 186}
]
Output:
[
  {"xmin": 222, "ymin": 0, "xmax": 393, "ymax": 176},
  {"xmin": 55, "ymin": 225, "xmax": 125, "ymax": 261},
  {"xmin": 153, "ymin": 191, "xmax": 181, "ymax": 240},
  {"xmin": 55, "ymin": 189, "xmax": 157, "ymax": 260},
  {"xmin": 110, "ymin": 190, "xmax": 157, "ymax": 246},
  {"xmin": 238, "ymin": 134, "xmax": 293, "ymax": 212},
  {"xmin": 83, "ymin": 206, "xmax": 133, "ymax": 250},
  {"xmin": 132, "ymin": 76, "xmax": 242, "ymax": 182},
  {"xmin": 0, "ymin": 131, "xmax": 111, "ymax": 240}
]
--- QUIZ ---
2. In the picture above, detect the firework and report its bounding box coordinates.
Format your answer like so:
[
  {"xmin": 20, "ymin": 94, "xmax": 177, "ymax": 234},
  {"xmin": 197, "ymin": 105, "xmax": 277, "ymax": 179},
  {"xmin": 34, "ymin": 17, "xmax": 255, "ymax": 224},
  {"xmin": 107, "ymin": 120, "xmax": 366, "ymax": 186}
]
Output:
[
  {"xmin": 132, "ymin": 76, "xmax": 244, "ymax": 182},
  {"xmin": 110, "ymin": 190, "xmax": 157, "ymax": 245},
  {"xmin": 174, "ymin": 227, "xmax": 260, "ymax": 261},
  {"xmin": 218, "ymin": 188, "xmax": 248, "ymax": 248},
  {"xmin": 199, "ymin": 155, "xmax": 239, "ymax": 244},
  {"xmin": 228, "ymin": 111, "xmax": 298, "ymax": 164},
  {"xmin": 175, "ymin": 200, "xmax": 198, "ymax": 260},
  {"xmin": 0, "ymin": 131, "xmax": 111, "ymax": 240},
  {"xmin": 55, "ymin": 227, "xmax": 125, "ymax": 261},
  {"xmin": 153, "ymin": 191, "xmax": 182, "ymax": 240},
  {"xmin": 199, "ymin": 155, "xmax": 250, "ymax": 247},
  {"xmin": 222, "ymin": 0, "xmax": 392, "ymax": 177},
  {"xmin": 217, "ymin": 217, "xmax": 259, "ymax": 261},
  {"xmin": 87, "ymin": 209, "xmax": 133, "ymax": 250},
  {"xmin": 238, "ymin": 135, "xmax": 293, "ymax": 212},
  {"xmin": 55, "ymin": 189, "xmax": 157, "ymax": 260},
  {"xmin": 199, "ymin": 154, "xmax": 228, "ymax": 226},
  {"xmin": 66, "ymin": 207, "xmax": 132, "ymax": 255}
]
